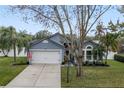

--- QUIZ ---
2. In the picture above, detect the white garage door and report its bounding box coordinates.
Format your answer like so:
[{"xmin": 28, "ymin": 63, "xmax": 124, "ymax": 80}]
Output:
[{"xmin": 31, "ymin": 51, "xmax": 61, "ymax": 64}]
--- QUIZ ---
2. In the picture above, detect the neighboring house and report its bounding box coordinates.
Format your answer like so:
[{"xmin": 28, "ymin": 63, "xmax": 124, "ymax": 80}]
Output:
[
  {"xmin": 0, "ymin": 47, "xmax": 27, "ymax": 57},
  {"xmin": 29, "ymin": 32, "xmax": 117, "ymax": 64}
]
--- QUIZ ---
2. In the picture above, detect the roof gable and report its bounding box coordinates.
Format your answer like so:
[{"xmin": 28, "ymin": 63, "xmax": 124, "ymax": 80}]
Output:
[
  {"xmin": 30, "ymin": 32, "xmax": 64, "ymax": 45},
  {"xmin": 30, "ymin": 32, "xmax": 70, "ymax": 47},
  {"xmin": 31, "ymin": 39, "xmax": 64, "ymax": 49}
]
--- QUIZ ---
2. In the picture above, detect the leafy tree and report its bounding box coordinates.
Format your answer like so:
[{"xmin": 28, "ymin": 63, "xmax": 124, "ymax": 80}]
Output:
[
  {"xmin": 107, "ymin": 17, "xmax": 124, "ymax": 54},
  {"xmin": 0, "ymin": 26, "xmax": 33, "ymax": 64},
  {"xmin": 94, "ymin": 22, "xmax": 106, "ymax": 63},
  {"xmin": 7, "ymin": 26, "xmax": 17, "ymax": 64},
  {"xmin": 17, "ymin": 30, "xmax": 33, "ymax": 54},
  {"xmin": 101, "ymin": 32, "xmax": 120, "ymax": 64},
  {"xmin": 0, "ymin": 27, "xmax": 11, "ymax": 56},
  {"xmin": 95, "ymin": 21, "xmax": 121, "ymax": 64},
  {"xmin": 33, "ymin": 30, "xmax": 52, "ymax": 40},
  {"xmin": 10, "ymin": 29, "xmax": 33, "ymax": 64}
]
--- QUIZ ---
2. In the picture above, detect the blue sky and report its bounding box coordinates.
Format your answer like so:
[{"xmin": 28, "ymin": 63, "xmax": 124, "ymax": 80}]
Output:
[{"xmin": 0, "ymin": 5, "xmax": 124, "ymax": 35}]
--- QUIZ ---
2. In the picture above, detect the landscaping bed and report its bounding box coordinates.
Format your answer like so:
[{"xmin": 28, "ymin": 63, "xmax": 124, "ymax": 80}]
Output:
[
  {"xmin": 83, "ymin": 63, "xmax": 110, "ymax": 67},
  {"xmin": 0, "ymin": 57, "xmax": 27, "ymax": 86},
  {"xmin": 61, "ymin": 60, "xmax": 124, "ymax": 88}
]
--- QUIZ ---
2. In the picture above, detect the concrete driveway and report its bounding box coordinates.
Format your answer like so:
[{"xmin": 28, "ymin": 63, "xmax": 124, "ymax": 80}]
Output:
[{"xmin": 6, "ymin": 64, "xmax": 61, "ymax": 88}]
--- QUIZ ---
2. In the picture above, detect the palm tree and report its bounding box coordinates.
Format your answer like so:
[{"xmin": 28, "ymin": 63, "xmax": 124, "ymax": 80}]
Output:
[
  {"xmin": 0, "ymin": 26, "xmax": 33, "ymax": 64},
  {"xmin": 0, "ymin": 27, "xmax": 12, "ymax": 57},
  {"xmin": 17, "ymin": 30, "xmax": 33, "ymax": 55},
  {"xmin": 95, "ymin": 21, "xmax": 121, "ymax": 64},
  {"xmin": 7, "ymin": 26, "xmax": 17, "ymax": 64},
  {"xmin": 8, "ymin": 28, "xmax": 33, "ymax": 64},
  {"xmin": 101, "ymin": 32, "xmax": 120, "ymax": 64}
]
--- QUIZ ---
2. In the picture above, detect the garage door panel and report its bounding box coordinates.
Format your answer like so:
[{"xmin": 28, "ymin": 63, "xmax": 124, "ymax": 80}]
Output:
[{"xmin": 31, "ymin": 51, "xmax": 61, "ymax": 64}]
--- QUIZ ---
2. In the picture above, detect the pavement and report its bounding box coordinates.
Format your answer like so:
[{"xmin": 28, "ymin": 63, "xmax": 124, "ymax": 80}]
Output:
[{"xmin": 6, "ymin": 64, "xmax": 61, "ymax": 88}]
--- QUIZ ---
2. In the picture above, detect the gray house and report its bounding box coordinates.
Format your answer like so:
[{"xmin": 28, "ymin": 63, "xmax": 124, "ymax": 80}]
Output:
[
  {"xmin": 29, "ymin": 32, "xmax": 117, "ymax": 64},
  {"xmin": 29, "ymin": 33, "xmax": 65, "ymax": 64}
]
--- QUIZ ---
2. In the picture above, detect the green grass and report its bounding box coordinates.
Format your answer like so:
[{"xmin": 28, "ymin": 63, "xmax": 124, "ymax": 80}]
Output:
[
  {"xmin": 61, "ymin": 60, "xmax": 124, "ymax": 88},
  {"xmin": 0, "ymin": 57, "xmax": 27, "ymax": 86}
]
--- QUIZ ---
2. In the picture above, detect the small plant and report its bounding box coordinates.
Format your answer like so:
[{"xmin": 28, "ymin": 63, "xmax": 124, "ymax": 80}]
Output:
[{"xmin": 114, "ymin": 54, "xmax": 124, "ymax": 62}]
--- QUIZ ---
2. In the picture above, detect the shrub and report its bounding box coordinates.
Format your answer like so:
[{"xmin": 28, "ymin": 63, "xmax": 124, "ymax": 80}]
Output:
[
  {"xmin": 13, "ymin": 57, "xmax": 28, "ymax": 65},
  {"xmin": 114, "ymin": 54, "xmax": 124, "ymax": 63}
]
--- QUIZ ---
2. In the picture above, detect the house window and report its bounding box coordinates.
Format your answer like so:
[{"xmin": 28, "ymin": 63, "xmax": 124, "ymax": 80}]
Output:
[
  {"xmin": 85, "ymin": 45, "xmax": 93, "ymax": 61},
  {"xmin": 86, "ymin": 50, "xmax": 92, "ymax": 60},
  {"xmin": 87, "ymin": 46, "xmax": 92, "ymax": 49}
]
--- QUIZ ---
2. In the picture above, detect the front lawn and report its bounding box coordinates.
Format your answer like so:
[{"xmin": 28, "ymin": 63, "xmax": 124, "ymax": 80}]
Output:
[
  {"xmin": 61, "ymin": 60, "xmax": 124, "ymax": 88},
  {"xmin": 0, "ymin": 57, "xmax": 27, "ymax": 86}
]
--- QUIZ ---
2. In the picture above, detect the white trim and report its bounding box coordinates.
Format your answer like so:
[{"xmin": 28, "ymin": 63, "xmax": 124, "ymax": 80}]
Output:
[
  {"xmin": 29, "ymin": 49, "xmax": 62, "ymax": 52},
  {"xmin": 86, "ymin": 45, "xmax": 93, "ymax": 49},
  {"xmin": 83, "ymin": 45, "xmax": 94, "ymax": 62}
]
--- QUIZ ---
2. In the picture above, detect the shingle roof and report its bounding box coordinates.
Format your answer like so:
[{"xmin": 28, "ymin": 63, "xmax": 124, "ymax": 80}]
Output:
[
  {"xmin": 30, "ymin": 32, "xmax": 63, "ymax": 45},
  {"xmin": 84, "ymin": 40, "xmax": 99, "ymax": 45},
  {"xmin": 31, "ymin": 39, "xmax": 64, "ymax": 49},
  {"xmin": 29, "ymin": 32, "xmax": 100, "ymax": 49}
]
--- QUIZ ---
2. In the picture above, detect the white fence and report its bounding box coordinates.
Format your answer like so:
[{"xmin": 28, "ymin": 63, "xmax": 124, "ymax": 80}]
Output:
[{"xmin": 0, "ymin": 47, "xmax": 27, "ymax": 57}]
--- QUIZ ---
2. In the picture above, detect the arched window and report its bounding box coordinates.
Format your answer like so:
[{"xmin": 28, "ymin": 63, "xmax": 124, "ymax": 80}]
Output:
[
  {"xmin": 87, "ymin": 46, "xmax": 92, "ymax": 49},
  {"xmin": 85, "ymin": 45, "xmax": 93, "ymax": 60},
  {"xmin": 86, "ymin": 45, "xmax": 93, "ymax": 49}
]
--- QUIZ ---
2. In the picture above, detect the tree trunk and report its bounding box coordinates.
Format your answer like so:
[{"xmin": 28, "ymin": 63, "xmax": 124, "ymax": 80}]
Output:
[
  {"xmin": 2, "ymin": 50, "xmax": 6, "ymax": 57},
  {"xmin": 67, "ymin": 56, "xmax": 70, "ymax": 83},
  {"xmin": 76, "ymin": 39, "xmax": 84, "ymax": 77},
  {"xmin": 75, "ymin": 49, "xmax": 83, "ymax": 77},
  {"xmin": 2, "ymin": 49, "xmax": 9, "ymax": 57},
  {"xmin": 76, "ymin": 57, "xmax": 79, "ymax": 77},
  {"xmin": 105, "ymin": 50, "xmax": 108, "ymax": 65},
  {"xmin": 76, "ymin": 56, "xmax": 83, "ymax": 77},
  {"xmin": 13, "ymin": 43, "xmax": 16, "ymax": 64}
]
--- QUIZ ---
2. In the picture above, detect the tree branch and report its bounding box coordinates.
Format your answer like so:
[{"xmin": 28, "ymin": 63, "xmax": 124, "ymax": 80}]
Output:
[
  {"xmin": 84, "ymin": 5, "xmax": 111, "ymax": 37},
  {"xmin": 27, "ymin": 6, "xmax": 59, "ymax": 25},
  {"xmin": 84, "ymin": 5, "xmax": 96, "ymax": 32}
]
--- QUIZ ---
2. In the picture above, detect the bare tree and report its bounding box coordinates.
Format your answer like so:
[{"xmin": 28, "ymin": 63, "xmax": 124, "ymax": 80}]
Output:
[{"xmin": 11, "ymin": 5, "xmax": 111, "ymax": 77}]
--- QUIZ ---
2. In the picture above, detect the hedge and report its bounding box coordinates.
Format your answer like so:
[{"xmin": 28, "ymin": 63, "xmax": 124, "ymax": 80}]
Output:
[{"xmin": 114, "ymin": 54, "xmax": 124, "ymax": 63}]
